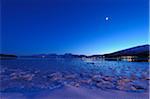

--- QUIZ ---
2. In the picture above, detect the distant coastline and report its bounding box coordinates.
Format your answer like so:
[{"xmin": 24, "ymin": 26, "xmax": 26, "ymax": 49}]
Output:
[
  {"xmin": 0, "ymin": 54, "xmax": 17, "ymax": 60},
  {"xmin": 1, "ymin": 44, "xmax": 149, "ymax": 62}
]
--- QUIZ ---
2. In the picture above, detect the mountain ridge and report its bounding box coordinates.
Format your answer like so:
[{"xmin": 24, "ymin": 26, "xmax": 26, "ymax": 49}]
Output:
[{"xmin": 103, "ymin": 44, "xmax": 149, "ymax": 58}]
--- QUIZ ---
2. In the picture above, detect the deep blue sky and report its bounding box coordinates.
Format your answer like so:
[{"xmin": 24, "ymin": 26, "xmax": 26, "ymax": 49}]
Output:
[{"xmin": 1, "ymin": 0, "xmax": 149, "ymax": 55}]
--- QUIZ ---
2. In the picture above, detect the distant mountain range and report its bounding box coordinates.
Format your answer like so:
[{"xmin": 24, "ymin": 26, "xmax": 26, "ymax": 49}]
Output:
[
  {"xmin": 0, "ymin": 44, "xmax": 149, "ymax": 59},
  {"xmin": 20, "ymin": 53, "xmax": 87, "ymax": 58}
]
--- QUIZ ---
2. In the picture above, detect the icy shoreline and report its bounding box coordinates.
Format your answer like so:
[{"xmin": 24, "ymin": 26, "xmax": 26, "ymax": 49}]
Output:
[
  {"xmin": 1, "ymin": 68, "xmax": 149, "ymax": 93},
  {"xmin": 0, "ymin": 85, "xmax": 149, "ymax": 99}
]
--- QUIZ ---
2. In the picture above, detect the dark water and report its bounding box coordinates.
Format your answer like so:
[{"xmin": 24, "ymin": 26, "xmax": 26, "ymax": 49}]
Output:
[
  {"xmin": 0, "ymin": 58, "xmax": 149, "ymax": 92},
  {"xmin": 1, "ymin": 58, "xmax": 149, "ymax": 77}
]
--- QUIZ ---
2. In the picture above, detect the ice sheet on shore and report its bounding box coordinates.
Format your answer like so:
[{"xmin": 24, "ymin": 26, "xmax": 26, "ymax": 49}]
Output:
[{"xmin": 0, "ymin": 85, "xmax": 149, "ymax": 99}]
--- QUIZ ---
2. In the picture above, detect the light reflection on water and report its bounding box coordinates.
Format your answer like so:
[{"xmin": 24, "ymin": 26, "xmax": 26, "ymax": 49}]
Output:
[{"xmin": 1, "ymin": 58, "xmax": 149, "ymax": 78}]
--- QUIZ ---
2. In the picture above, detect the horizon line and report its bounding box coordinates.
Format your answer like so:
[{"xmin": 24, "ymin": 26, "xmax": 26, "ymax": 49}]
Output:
[{"xmin": 0, "ymin": 44, "xmax": 149, "ymax": 56}]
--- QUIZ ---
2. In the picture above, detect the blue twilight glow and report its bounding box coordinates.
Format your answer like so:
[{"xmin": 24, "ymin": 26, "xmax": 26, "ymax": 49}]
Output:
[{"xmin": 1, "ymin": 0, "xmax": 149, "ymax": 55}]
